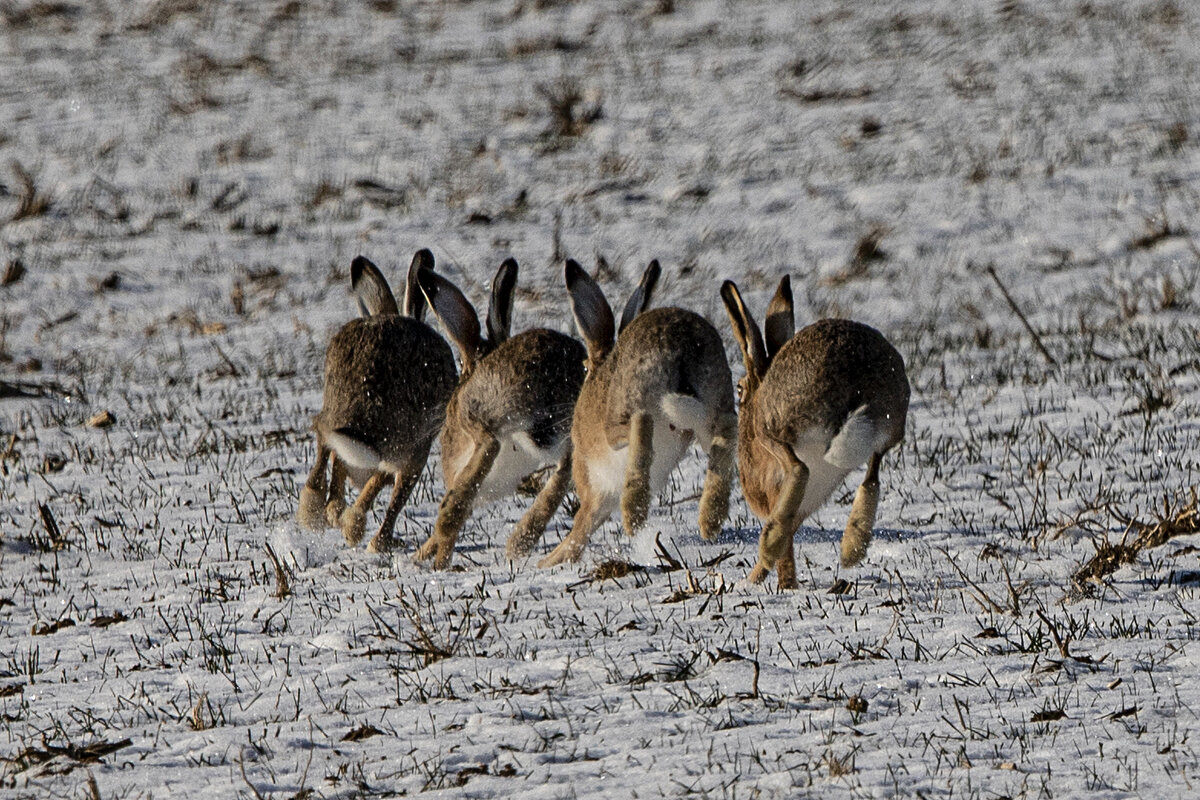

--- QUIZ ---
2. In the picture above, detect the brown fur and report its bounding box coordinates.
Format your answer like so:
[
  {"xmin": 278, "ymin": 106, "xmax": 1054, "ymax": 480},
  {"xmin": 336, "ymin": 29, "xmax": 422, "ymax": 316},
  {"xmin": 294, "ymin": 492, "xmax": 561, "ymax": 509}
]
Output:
[
  {"xmin": 414, "ymin": 262, "xmax": 587, "ymax": 568},
  {"xmin": 316, "ymin": 316, "xmax": 456, "ymax": 459},
  {"xmin": 723, "ymin": 279, "xmax": 909, "ymax": 587},
  {"xmin": 540, "ymin": 273, "xmax": 736, "ymax": 567},
  {"xmin": 297, "ymin": 254, "xmax": 456, "ymax": 554}
]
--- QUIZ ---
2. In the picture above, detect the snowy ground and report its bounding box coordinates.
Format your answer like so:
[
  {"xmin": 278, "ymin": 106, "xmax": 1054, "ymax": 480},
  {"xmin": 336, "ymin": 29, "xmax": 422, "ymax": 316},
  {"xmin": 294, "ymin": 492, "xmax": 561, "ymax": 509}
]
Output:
[{"xmin": 2, "ymin": 0, "xmax": 1200, "ymax": 797}]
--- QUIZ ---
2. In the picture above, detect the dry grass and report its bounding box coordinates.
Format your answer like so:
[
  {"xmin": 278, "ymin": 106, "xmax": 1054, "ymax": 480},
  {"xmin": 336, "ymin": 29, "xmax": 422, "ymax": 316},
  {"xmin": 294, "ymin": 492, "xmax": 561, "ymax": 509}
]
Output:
[
  {"xmin": 537, "ymin": 77, "xmax": 603, "ymax": 139},
  {"xmin": 1072, "ymin": 488, "xmax": 1200, "ymax": 589},
  {"xmin": 9, "ymin": 161, "xmax": 52, "ymax": 221}
]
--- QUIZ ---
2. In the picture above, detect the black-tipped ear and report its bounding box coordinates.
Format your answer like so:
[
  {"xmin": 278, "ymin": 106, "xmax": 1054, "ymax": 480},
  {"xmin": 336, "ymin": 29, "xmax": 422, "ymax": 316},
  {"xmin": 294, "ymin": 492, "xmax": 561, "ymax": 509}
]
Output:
[
  {"xmin": 351, "ymin": 256, "xmax": 400, "ymax": 317},
  {"xmin": 417, "ymin": 267, "xmax": 483, "ymax": 372},
  {"xmin": 486, "ymin": 258, "xmax": 518, "ymax": 346},
  {"xmin": 565, "ymin": 259, "xmax": 615, "ymax": 363},
  {"xmin": 618, "ymin": 259, "xmax": 661, "ymax": 334},
  {"xmin": 720, "ymin": 280, "xmax": 768, "ymax": 379},
  {"xmin": 404, "ymin": 249, "xmax": 435, "ymax": 321},
  {"xmin": 763, "ymin": 275, "xmax": 794, "ymax": 359}
]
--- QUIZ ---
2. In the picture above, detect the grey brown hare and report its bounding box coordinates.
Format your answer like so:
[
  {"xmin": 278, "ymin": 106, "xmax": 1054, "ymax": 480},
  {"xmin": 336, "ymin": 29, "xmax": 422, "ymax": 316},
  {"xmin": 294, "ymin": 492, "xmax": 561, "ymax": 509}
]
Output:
[
  {"xmin": 538, "ymin": 259, "xmax": 738, "ymax": 567},
  {"xmin": 721, "ymin": 276, "xmax": 909, "ymax": 589},
  {"xmin": 296, "ymin": 251, "xmax": 456, "ymax": 553},
  {"xmin": 411, "ymin": 258, "xmax": 586, "ymax": 569}
]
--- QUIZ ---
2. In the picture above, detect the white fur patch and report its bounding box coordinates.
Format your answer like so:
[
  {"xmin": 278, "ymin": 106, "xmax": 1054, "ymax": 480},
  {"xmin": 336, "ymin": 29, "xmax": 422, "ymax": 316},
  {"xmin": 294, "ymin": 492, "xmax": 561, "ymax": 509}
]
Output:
[
  {"xmin": 584, "ymin": 412, "xmax": 691, "ymax": 504},
  {"xmin": 824, "ymin": 405, "xmax": 888, "ymax": 470},
  {"xmin": 648, "ymin": 418, "xmax": 690, "ymax": 496},
  {"xmin": 796, "ymin": 450, "xmax": 853, "ymax": 520},
  {"xmin": 660, "ymin": 393, "xmax": 709, "ymax": 435},
  {"xmin": 325, "ymin": 430, "xmax": 381, "ymax": 472},
  {"xmin": 474, "ymin": 431, "xmax": 566, "ymax": 505},
  {"xmin": 586, "ymin": 440, "xmax": 628, "ymax": 500}
]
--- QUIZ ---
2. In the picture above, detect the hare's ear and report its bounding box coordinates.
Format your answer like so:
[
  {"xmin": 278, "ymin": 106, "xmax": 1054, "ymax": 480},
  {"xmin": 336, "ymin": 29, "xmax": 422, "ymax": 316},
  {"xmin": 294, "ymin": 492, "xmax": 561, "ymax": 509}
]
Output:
[
  {"xmin": 416, "ymin": 268, "xmax": 483, "ymax": 372},
  {"xmin": 403, "ymin": 249, "xmax": 435, "ymax": 321},
  {"xmin": 618, "ymin": 259, "xmax": 661, "ymax": 334},
  {"xmin": 565, "ymin": 259, "xmax": 615, "ymax": 362},
  {"xmin": 720, "ymin": 280, "xmax": 768, "ymax": 379},
  {"xmin": 351, "ymin": 256, "xmax": 399, "ymax": 317},
  {"xmin": 486, "ymin": 258, "xmax": 518, "ymax": 346},
  {"xmin": 763, "ymin": 275, "xmax": 794, "ymax": 360}
]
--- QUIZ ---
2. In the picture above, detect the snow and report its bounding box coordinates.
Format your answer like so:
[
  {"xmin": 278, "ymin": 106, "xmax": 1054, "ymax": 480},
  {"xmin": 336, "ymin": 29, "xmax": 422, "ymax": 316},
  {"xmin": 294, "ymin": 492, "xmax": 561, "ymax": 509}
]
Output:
[{"xmin": 2, "ymin": 0, "xmax": 1200, "ymax": 797}]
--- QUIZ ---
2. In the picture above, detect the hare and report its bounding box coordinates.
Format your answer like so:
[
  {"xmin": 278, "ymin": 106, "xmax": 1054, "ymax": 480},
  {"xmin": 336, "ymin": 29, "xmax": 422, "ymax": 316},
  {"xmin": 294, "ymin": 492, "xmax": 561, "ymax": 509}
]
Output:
[
  {"xmin": 297, "ymin": 251, "xmax": 457, "ymax": 553},
  {"xmin": 410, "ymin": 258, "xmax": 587, "ymax": 569},
  {"xmin": 720, "ymin": 276, "xmax": 909, "ymax": 589},
  {"xmin": 538, "ymin": 259, "xmax": 737, "ymax": 568}
]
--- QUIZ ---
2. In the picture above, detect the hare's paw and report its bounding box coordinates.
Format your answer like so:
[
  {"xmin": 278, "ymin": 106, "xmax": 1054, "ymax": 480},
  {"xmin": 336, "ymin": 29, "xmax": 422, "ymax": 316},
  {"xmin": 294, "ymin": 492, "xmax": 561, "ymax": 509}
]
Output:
[
  {"xmin": 340, "ymin": 508, "xmax": 367, "ymax": 547},
  {"xmin": 325, "ymin": 497, "xmax": 347, "ymax": 528},
  {"xmin": 537, "ymin": 540, "xmax": 583, "ymax": 569},
  {"xmin": 297, "ymin": 487, "xmax": 328, "ymax": 531},
  {"xmin": 413, "ymin": 536, "xmax": 439, "ymax": 563},
  {"xmin": 505, "ymin": 529, "xmax": 536, "ymax": 561},
  {"xmin": 366, "ymin": 531, "xmax": 397, "ymax": 554},
  {"xmin": 746, "ymin": 562, "xmax": 771, "ymax": 585}
]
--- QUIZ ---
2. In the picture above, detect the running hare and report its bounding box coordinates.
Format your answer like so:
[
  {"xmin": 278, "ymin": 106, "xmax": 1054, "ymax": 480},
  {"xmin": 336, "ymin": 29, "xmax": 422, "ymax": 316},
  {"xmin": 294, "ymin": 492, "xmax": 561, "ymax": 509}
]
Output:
[
  {"xmin": 720, "ymin": 276, "xmax": 909, "ymax": 589},
  {"xmin": 539, "ymin": 259, "xmax": 737, "ymax": 567},
  {"xmin": 411, "ymin": 258, "xmax": 586, "ymax": 569},
  {"xmin": 297, "ymin": 251, "xmax": 457, "ymax": 553}
]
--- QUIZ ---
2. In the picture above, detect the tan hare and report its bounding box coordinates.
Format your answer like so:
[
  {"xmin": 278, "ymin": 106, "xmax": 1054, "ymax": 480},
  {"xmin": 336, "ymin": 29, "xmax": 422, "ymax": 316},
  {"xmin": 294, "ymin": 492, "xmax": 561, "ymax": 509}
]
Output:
[
  {"xmin": 297, "ymin": 251, "xmax": 457, "ymax": 553},
  {"xmin": 720, "ymin": 276, "xmax": 909, "ymax": 589},
  {"xmin": 410, "ymin": 258, "xmax": 586, "ymax": 569},
  {"xmin": 539, "ymin": 259, "xmax": 737, "ymax": 568}
]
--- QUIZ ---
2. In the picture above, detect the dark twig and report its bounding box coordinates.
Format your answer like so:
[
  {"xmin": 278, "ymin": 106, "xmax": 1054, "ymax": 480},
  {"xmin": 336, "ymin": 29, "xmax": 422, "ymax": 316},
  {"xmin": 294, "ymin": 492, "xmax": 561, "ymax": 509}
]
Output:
[{"xmin": 985, "ymin": 263, "xmax": 1057, "ymax": 367}]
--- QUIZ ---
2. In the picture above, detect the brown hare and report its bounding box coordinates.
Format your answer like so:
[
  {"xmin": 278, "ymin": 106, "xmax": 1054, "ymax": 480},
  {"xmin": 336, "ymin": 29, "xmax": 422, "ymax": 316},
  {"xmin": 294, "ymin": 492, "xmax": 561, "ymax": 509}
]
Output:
[
  {"xmin": 720, "ymin": 276, "xmax": 909, "ymax": 589},
  {"xmin": 539, "ymin": 259, "xmax": 737, "ymax": 568},
  {"xmin": 411, "ymin": 258, "xmax": 586, "ymax": 569},
  {"xmin": 297, "ymin": 251, "xmax": 457, "ymax": 553}
]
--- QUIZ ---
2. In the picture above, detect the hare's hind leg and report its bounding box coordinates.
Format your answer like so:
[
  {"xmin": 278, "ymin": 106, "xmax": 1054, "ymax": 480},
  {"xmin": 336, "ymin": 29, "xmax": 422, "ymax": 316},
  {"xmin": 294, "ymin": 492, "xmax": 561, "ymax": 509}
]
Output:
[
  {"xmin": 367, "ymin": 449, "xmax": 431, "ymax": 554},
  {"xmin": 841, "ymin": 452, "xmax": 882, "ymax": 567},
  {"xmin": 507, "ymin": 449, "xmax": 573, "ymax": 560},
  {"xmin": 776, "ymin": 540, "xmax": 797, "ymax": 590},
  {"xmin": 749, "ymin": 448, "xmax": 807, "ymax": 590},
  {"xmin": 415, "ymin": 435, "xmax": 501, "ymax": 568},
  {"xmin": 341, "ymin": 471, "xmax": 392, "ymax": 547},
  {"xmin": 539, "ymin": 489, "xmax": 614, "ymax": 568},
  {"xmin": 298, "ymin": 440, "xmax": 331, "ymax": 530},
  {"xmin": 621, "ymin": 411, "xmax": 654, "ymax": 535},
  {"xmin": 698, "ymin": 411, "xmax": 737, "ymax": 541},
  {"xmin": 324, "ymin": 455, "xmax": 348, "ymax": 527}
]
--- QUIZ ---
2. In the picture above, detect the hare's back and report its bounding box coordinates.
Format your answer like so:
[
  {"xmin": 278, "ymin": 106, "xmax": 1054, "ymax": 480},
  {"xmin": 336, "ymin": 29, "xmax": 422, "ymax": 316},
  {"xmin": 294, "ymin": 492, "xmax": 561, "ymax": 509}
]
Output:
[
  {"xmin": 319, "ymin": 316, "xmax": 456, "ymax": 449},
  {"xmin": 611, "ymin": 307, "xmax": 731, "ymax": 397},
  {"xmin": 460, "ymin": 328, "xmax": 586, "ymax": 446},
  {"xmin": 761, "ymin": 318, "xmax": 908, "ymax": 442}
]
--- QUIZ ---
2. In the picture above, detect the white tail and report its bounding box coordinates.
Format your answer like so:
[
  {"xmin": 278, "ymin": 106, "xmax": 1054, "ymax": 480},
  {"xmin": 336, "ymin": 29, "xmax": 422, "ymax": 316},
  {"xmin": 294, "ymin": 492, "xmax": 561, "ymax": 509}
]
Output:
[
  {"xmin": 660, "ymin": 393, "xmax": 709, "ymax": 435},
  {"xmin": 324, "ymin": 429, "xmax": 382, "ymax": 472},
  {"xmin": 824, "ymin": 405, "xmax": 888, "ymax": 469}
]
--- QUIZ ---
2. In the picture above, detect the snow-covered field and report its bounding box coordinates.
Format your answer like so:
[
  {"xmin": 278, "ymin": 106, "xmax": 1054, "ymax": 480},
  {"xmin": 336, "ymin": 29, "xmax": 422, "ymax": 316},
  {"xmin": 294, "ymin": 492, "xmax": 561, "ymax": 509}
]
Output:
[{"xmin": 2, "ymin": 0, "xmax": 1200, "ymax": 796}]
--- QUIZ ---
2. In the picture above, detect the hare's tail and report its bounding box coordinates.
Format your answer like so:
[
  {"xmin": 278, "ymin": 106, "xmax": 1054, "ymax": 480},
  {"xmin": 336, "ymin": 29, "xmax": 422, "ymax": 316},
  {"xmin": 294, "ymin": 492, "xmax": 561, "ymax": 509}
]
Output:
[
  {"xmin": 324, "ymin": 427, "xmax": 383, "ymax": 472},
  {"xmin": 824, "ymin": 405, "xmax": 888, "ymax": 469},
  {"xmin": 660, "ymin": 393, "xmax": 709, "ymax": 435}
]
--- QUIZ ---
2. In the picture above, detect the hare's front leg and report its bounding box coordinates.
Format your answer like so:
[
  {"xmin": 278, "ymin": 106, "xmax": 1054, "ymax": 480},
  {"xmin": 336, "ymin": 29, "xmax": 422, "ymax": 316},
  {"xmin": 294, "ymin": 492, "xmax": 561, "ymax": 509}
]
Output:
[
  {"xmin": 621, "ymin": 411, "xmax": 655, "ymax": 535},
  {"xmin": 415, "ymin": 435, "xmax": 501, "ymax": 569},
  {"xmin": 341, "ymin": 471, "xmax": 391, "ymax": 547},
  {"xmin": 367, "ymin": 451, "xmax": 428, "ymax": 554},
  {"xmin": 507, "ymin": 450, "xmax": 573, "ymax": 560},
  {"xmin": 324, "ymin": 455, "xmax": 348, "ymax": 527},
  {"xmin": 749, "ymin": 451, "xmax": 808, "ymax": 590},
  {"xmin": 698, "ymin": 411, "xmax": 737, "ymax": 541},
  {"xmin": 297, "ymin": 440, "xmax": 332, "ymax": 530},
  {"xmin": 539, "ymin": 490, "xmax": 613, "ymax": 568},
  {"xmin": 841, "ymin": 452, "xmax": 882, "ymax": 567}
]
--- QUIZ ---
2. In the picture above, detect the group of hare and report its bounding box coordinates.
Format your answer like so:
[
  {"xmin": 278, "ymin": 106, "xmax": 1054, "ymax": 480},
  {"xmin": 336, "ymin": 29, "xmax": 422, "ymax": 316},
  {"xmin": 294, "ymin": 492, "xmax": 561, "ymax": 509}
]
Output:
[{"xmin": 296, "ymin": 250, "xmax": 910, "ymax": 589}]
